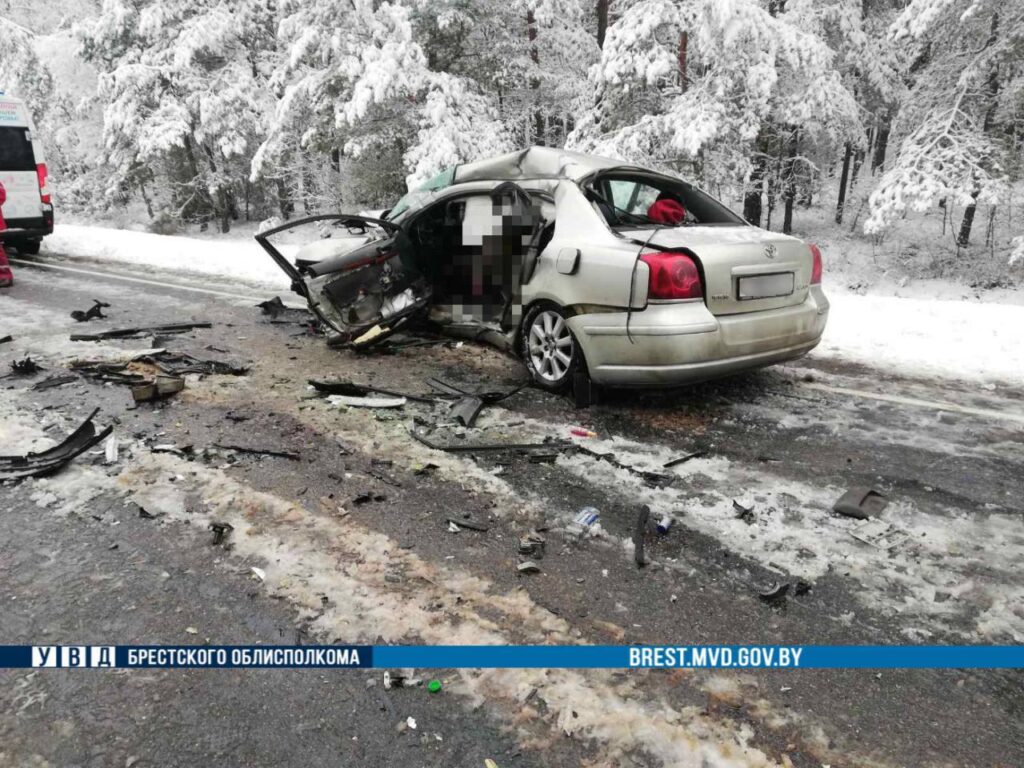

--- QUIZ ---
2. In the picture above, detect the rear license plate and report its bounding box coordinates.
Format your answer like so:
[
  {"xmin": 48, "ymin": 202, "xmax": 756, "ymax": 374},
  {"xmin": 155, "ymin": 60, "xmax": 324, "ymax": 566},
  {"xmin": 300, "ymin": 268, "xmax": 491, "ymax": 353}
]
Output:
[{"xmin": 738, "ymin": 273, "xmax": 794, "ymax": 300}]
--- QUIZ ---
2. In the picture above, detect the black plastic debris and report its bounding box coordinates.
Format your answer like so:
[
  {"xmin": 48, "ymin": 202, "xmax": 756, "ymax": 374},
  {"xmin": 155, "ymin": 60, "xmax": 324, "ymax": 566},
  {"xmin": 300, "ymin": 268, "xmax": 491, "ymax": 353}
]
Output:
[
  {"xmin": 574, "ymin": 445, "xmax": 673, "ymax": 488},
  {"xmin": 71, "ymin": 321, "xmax": 211, "ymax": 342},
  {"xmin": 633, "ymin": 505, "xmax": 650, "ymax": 567},
  {"xmin": 664, "ymin": 451, "xmax": 706, "ymax": 468},
  {"xmin": 793, "ymin": 580, "xmax": 812, "ymax": 597},
  {"xmin": 0, "ymin": 335, "xmax": 12, "ymax": 344},
  {"xmin": 70, "ymin": 300, "xmax": 111, "ymax": 322},
  {"xmin": 257, "ymin": 296, "xmax": 310, "ymax": 320},
  {"xmin": 9, "ymin": 356, "xmax": 43, "ymax": 375},
  {"xmin": 32, "ymin": 374, "xmax": 77, "ymax": 391},
  {"xmin": 833, "ymin": 487, "xmax": 888, "ymax": 520},
  {"xmin": 209, "ymin": 521, "xmax": 234, "ymax": 546},
  {"xmin": 0, "ymin": 408, "xmax": 112, "ymax": 481},
  {"xmin": 141, "ymin": 351, "xmax": 249, "ymax": 377},
  {"xmin": 450, "ymin": 396, "xmax": 485, "ymax": 427},
  {"xmin": 410, "ymin": 428, "xmax": 568, "ymax": 455},
  {"xmin": 70, "ymin": 360, "xmax": 148, "ymax": 385},
  {"xmin": 757, "ymin": 582, "xmax": 790, "ymax": 604},
  {"xmin": 446, "ymin": 517, "xmax": 489, "ymax": 532},
  {"xmin": 572, "ymin": 369, "xmax": 595, "ymax": 409},
  {"xmin": 214, "ymin": 443, "xmax": 300, "ymax": 461},
  {"xmin": 732, "ymin": 500, "xmax": 756, "ymax": 524},
  {"xmin": 353, "ymin": 492, "xmax": 387, "ymax": 505},
  {"xmin": 426, "ymin": 377, "xmax": 527, "ymax": 405}
]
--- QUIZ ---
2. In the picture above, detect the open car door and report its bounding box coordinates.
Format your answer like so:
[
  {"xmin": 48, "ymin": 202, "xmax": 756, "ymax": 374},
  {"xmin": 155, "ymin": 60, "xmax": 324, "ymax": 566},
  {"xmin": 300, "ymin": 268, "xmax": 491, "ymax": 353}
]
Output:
[{"xmin": 255, "ymin": 214, "xmax": 431, "ymax": 348}]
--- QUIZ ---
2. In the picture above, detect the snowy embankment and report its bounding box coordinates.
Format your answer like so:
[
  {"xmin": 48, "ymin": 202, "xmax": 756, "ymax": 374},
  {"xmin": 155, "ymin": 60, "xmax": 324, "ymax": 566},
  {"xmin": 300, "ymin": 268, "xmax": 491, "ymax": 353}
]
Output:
[
  {"xmin": 42, "ymin": 223, "xmax": 292, "ymax": 291},
  {"xmin": 38, "ymin": 224, "xmax": 1024, "ymax": 388}
]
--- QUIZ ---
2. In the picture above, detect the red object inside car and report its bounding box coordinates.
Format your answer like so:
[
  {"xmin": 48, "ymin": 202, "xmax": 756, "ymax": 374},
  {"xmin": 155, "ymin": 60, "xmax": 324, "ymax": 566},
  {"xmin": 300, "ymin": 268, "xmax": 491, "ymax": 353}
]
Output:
[{"xmin": 647, "ymin": 198, "xmax": 686, "ymax": 225}]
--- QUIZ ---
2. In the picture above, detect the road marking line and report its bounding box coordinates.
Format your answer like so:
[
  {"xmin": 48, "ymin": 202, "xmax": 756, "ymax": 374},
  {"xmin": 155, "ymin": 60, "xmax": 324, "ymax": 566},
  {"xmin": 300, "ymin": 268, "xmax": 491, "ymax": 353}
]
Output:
[
  {"xmin": 9, "ymin": 257, "xmax": 277, "ymax": 303},
  {"xmin": 801, "ymin": 381, "xmax": 1024, "ymax": 425}
]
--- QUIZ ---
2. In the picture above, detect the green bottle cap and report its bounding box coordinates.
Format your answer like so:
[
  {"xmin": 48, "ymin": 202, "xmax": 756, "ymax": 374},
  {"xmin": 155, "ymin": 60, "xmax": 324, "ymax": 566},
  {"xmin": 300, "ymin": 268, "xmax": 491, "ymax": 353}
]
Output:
[{"xmin": 428, "ymin": 679, "xmax": 442, "ymax": 693}]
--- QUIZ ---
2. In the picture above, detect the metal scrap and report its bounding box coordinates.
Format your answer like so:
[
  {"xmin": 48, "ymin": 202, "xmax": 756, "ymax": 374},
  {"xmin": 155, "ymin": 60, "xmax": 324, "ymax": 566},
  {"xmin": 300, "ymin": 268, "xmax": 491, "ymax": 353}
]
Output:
[
  {"xmin": 0, "ymin": 408, "xmax": 112, "ymax": 481},
  {"xmin": 663, "ymin": 451, "xmax": 706, "ymax": 468},
  {"xmin": 574, "ymin": 445, "xmax": 674, "ymax": 488},
  {"xmin": 70, "ymin": 300, "xmax": 111, "ymax": 322},
  {"xmin": 410, "ymin": 427, "xmax": 569, "ymax": 455},
  {"xmin": 71, "ymin": 321, "xmax": 211, "ymax": 342}
]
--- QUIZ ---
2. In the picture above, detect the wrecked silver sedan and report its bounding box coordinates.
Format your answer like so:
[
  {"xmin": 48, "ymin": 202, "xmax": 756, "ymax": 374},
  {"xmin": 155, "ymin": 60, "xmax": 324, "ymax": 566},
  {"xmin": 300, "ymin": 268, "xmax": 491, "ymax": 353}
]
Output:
[{"xmin": 255, "ymin": 147, "xmax": 828, "ymax": 391}]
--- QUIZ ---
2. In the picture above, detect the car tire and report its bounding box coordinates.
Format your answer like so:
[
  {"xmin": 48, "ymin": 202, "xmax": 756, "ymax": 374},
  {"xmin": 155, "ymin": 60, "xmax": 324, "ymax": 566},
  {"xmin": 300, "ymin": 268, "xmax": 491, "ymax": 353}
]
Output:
[
  {"xmin": 521, "ymin": 303, "xmax": 583, "ymax": 392},
  {"xmin": 16, "ymin": 240, "xmax": 40, "ymax": 255}
]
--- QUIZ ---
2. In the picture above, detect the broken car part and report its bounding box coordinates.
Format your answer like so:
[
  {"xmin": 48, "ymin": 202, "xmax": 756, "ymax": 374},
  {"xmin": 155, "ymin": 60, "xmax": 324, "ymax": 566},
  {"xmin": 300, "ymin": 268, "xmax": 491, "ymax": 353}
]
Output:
[
  {"xmin": 573, "ymin": 444, "xmax": 673, "ymax": 488},
  {"xmin": 209, "ymin": 522, "xmax": 234, "ymax": 546},
  {"xmin": 733, "ymin": 500, "xmax": 756, "ymax": 524},
  {"xmin": 663, "ymin": 451, "xmax": 706, "ymax": 468},
  {"xmin": 327, "ymin": 394, "xmax": 406, "ymax": 409},
  {"xmin": 70, "ymin": 300, "xmax": 111, "ymax": 322},
  {"xmin": 445, "ymin": 517, "xmax": 489, "ymax": 532},
  {"xmin": 0, "ymin": 335, "xmax": 11, "ymax": 344},
  {"xmin": 213, "ymin": 444, "xmax": 301, "ymax": 461},
  {"xmin": 0, "ymin": 408, "xmax": 112, "ymax": 481},
  {"xmin": 32, "ymin": 374, "xmax": 77, "ymax": 390},
  {"xmin": 131, "ymin": 375, "xmax": 185, "ymax": 404},
  {"xmin": 850, "ymin": 518, "xmax": 908, "ymax": 550},
  {"xmin": 833, "ymin": 487, "xmax": 889, "ymax": 520},
  {"xmin": 8, "ymin": 356, "xmax": 42, "ymax": 375},
  {"xmin": 140, "ymin": 351, "xmax": 249, "ymax": 377},
  {"xmin": 757, "ymin": 582, "xmax": 791, "ymax": 605},
  {"xmin": 450, "ymin": 396, "xmax": 485, "ymax": 428},
  {"xmin": 409, "ymin": 427, "xmax": 569, "ymax": 455},
  {"xmin": 309, "ymin": 378, "xmax": 434, "ymax": 404},
  {"xmin": 71, "ymin": 321, "xmax": 211, "ymax": 342}
]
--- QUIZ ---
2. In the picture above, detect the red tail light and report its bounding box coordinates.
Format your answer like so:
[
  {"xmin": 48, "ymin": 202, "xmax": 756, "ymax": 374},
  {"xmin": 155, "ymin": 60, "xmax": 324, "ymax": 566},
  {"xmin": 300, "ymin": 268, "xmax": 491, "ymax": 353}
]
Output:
[
  {"xmin": 640, "ymin": 251, "xmax": 702, "ymax": 300},
  {"xmin": 36, "ymin": 163, "xmax": 50, "ymax": 204},
  {"xmin": 809, "ymin": 243, "xmax": 822, "ymax": 285}
]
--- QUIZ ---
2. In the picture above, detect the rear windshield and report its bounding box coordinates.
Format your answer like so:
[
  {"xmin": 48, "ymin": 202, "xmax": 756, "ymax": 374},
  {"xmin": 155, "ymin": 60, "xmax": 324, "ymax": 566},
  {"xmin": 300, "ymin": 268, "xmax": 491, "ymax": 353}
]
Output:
[
  {"xmin": 0, "ymin": 127, "xmax": 35, "ymax": 171},
  {"xmin": 589, "ymin": 173, "xmax": 745, "ymax": 228}
]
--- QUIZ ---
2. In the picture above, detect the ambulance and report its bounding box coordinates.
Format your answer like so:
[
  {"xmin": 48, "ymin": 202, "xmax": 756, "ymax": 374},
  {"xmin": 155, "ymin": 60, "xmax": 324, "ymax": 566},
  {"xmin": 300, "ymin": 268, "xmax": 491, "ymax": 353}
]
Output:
[{"xmin": 0, "ymin": 93, "xmax": 53, "ymax": 254}]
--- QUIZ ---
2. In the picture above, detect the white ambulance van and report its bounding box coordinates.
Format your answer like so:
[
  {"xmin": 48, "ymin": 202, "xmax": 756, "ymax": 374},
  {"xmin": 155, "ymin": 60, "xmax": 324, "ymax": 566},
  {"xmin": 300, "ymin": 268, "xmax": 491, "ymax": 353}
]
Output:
[{"xmin": 0, "ymin": 93, "xmax": 53, "ymax": 254}]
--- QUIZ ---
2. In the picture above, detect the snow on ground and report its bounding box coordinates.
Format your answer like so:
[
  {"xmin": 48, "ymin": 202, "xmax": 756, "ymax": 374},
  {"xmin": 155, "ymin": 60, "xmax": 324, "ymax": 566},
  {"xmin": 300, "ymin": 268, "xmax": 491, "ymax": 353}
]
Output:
[
  {"xmin": 42, "ymin": 224, "xmax": 292, "ymax": 292},
  {"xmin": 813, "ymin": 289, "xmax": 1024, "ymax": 387},
  {"xmin": 32, "ymin": 223, "xmax": 1024, "ymax": 387}
]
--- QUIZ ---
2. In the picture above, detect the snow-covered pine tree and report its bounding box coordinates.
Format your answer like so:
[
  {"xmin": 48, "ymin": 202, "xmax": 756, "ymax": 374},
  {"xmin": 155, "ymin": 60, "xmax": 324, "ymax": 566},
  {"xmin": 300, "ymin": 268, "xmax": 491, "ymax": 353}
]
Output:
[
  {"xmin": 568, "ymin": 0, "xmax": 861, "ymax": 233},
  {"xmin": 78, "ymin": 0, "xmax": 278, "ymax": 231},
  {"xmin": 864, "ymin": 0, "xmax": 1024, "ymax": 252}
]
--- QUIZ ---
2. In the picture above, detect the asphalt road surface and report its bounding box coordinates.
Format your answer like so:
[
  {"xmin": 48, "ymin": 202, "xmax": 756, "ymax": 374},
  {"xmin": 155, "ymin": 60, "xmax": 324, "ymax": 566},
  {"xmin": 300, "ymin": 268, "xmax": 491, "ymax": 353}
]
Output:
[{"xmin": 1, "ymin": 253, "xmax": 1022, "ymax": 768}]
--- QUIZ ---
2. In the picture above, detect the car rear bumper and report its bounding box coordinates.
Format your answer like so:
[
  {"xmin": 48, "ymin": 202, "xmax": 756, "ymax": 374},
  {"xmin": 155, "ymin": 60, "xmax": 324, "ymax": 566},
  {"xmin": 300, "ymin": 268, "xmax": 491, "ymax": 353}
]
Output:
[
  {"xmin": 567, "ymin": 287, "xmax": 828, "ymax": 387},
  {"xmin": 0, "ymin": 211, "xmax": 54, "ymax": 241}
]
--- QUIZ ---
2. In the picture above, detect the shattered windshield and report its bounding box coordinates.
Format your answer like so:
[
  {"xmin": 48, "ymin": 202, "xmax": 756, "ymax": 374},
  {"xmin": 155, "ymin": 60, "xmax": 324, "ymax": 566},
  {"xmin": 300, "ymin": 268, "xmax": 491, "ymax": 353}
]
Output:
[{"xmin": 388, "ymin": 166, "xmax": 456, "ymax": 221}]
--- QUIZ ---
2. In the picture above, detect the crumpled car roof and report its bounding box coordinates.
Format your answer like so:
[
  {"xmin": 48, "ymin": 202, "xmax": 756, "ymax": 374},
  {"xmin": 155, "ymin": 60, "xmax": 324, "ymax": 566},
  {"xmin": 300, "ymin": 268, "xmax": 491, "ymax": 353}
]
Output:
[{"xmin": 453, "ymin": 146, "xmax": 629, "ymax": 183}]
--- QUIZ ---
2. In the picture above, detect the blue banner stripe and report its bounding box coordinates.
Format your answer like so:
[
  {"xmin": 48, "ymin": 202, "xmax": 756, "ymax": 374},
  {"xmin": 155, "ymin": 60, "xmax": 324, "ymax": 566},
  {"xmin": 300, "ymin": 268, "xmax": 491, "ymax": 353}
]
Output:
[{"xmin": 1, "ymin": 645, "xmax": 1021, "ymax": 669}]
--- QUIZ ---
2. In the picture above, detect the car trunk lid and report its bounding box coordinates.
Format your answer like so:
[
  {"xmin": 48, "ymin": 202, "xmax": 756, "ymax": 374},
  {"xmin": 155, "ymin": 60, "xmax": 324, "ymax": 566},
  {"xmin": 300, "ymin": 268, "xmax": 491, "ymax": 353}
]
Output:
[{"xmin": 620, "ymin": 226, "xmax": 812, "ymax": 316}]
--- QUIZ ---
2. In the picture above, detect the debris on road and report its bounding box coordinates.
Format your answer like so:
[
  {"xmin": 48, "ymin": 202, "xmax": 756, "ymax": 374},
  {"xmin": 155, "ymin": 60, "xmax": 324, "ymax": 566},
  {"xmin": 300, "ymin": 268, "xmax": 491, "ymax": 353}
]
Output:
[
  {"xmin": 634, "ymin": 505, "xmax": 650, "ymax": 567},
  {"xmin": 850, "ymin": 518, "xmax": 909, "ymax": 550},
  {"xmin": 209, "ymin": 522, "xmax": 234, "ymax": 546},
  {"xmin": 131, "ymin": 374, "xmax": 185, "ymax": 403},
  {"xmin": 71, "ymin": 321, "xmax": 212, "ymax": 342},
  {"xmin": 0, "ymin": 408, "xmax": 112, "ymax": 481},
  {"xmin": 567, "ymin": 507, "xmax": 599, "ymax": 536},
  {"xmin": 446, "ymin": 517, "xmax": 489, "ymax": 532},
  {"xmin": 757, "ymin": 581, "xmax": 790, "ymax": 605},
  {"xmin": 655, "ymin": 514, "xmax": 673, "ymax": 534},
  {"xmin": 517, "ymin": 560, "xmax": 541, "ymax": 574},
  {"xmin": 570, "ymin": 427, "xmax": 597, "ymax": 438},
  {"xmin": 427, "ymin": 679, "xmax": 442, "ymax": 693},
  {"xmin": 32, "ymin": 373, "xmax": 77, "ymax": 390},
  {"xmin": 518, "ymin": 531, "xmax": 545, "ymax": 557},
  {"xmin": 410, "ymin": 427, "xmax": 569, "ymax": 456},
  {"xmin": 142, "ymin": 351, "xmax": 249, "ymax": 377},
  {"xmin": 327, "ymin": 394, "xmax": 407, "ymax": 409},
  {"xmin": 309, "ymin": 378, "xmax": 433, "ymax": 403},
  {"xmin": 0, "ymin": 335, "xmax": 11, "ymax": 344},
  {"xmin": 450, "ymin": 396, "xmax": 485, "ymax": 427},
  {"xmin": 70, "ymin": 300, "xmax": 111, "ymax": 322},
  {"xmin": 663, "ymin": 450, "xmax": 706, "ymax": 468},
  {"xmin": 833, "ymin": 487, "xmax": 889, "ymax": 520},
  {"xmin": 9, "ymin": 356, "xmax": 43, "ymax": 375},
  {"xmin": 104, "ymin": 435, "xmax": 119, "ymax": 464},
  {"xmin": 353, "ymin": 492, "xmax": 387, "ymax": 505},
  {"xmin": 71, "ymin": 360, "xmax": 148, "ymax": 385},
  {"xmin": 426, "ymin": 376, "xmax": 527, "ymax": 405},
  {"xmin": 213, "ymin": 444, "xmax": 301, "ymax": 461},
  {"xmin": 257, "ymin": 296, "xmax": 310, "ymax": 321},
  {"xmin": 733, "ymin": 500, "xmax": 756, "ymax": 524},
  {"xmin": 574, "ymin": 444, "xmax": 674, "ymax": 488}
]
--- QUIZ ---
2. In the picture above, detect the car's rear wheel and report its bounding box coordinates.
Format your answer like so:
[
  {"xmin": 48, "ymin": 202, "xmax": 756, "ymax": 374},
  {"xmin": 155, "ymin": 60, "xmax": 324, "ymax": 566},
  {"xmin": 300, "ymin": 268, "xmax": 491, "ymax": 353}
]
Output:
[{"xmin": 521, "ymin": 303, "xmax": 581, "ymax": 392}]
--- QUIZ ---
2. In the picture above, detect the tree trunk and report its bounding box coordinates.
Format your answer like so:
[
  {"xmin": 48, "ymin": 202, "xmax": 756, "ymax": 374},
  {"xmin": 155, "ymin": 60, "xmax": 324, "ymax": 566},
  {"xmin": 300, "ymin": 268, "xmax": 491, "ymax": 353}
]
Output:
[
  {"xmin": 743, "ymin": 157, "xmax": 764, "ymax": 226},
  {"xmin": 957, "ymin": 12, "xmax": 1000, "ymax": 248},
  {"xmin": 835, "ymin": 142, "xmax": 852, "ymax": 224},
  {"xmin": 678, "ymin": 31, "xmax": 688, "ymax": 92},
  {"xmin": 596, "ymin": 0, "xmax": 609, "ymax": 49},
  {"xmin": 782, "ymin": 128, "xmax": 798, "ymax": 234},
  {"xmin": 871, "ymin": 115, "xmax": 891, "ymax": 173},
  {"xmin": 526, "ymin": 10, "xmax": 544, "ymax": 145}
]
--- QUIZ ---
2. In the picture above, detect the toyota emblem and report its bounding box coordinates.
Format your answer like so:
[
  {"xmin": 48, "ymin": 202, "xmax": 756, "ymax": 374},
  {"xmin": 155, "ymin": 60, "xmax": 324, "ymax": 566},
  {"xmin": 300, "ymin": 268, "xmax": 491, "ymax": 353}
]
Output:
[{"xmin": 764, "ymin": 243, "xmax": 778, "ymax": 259}]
